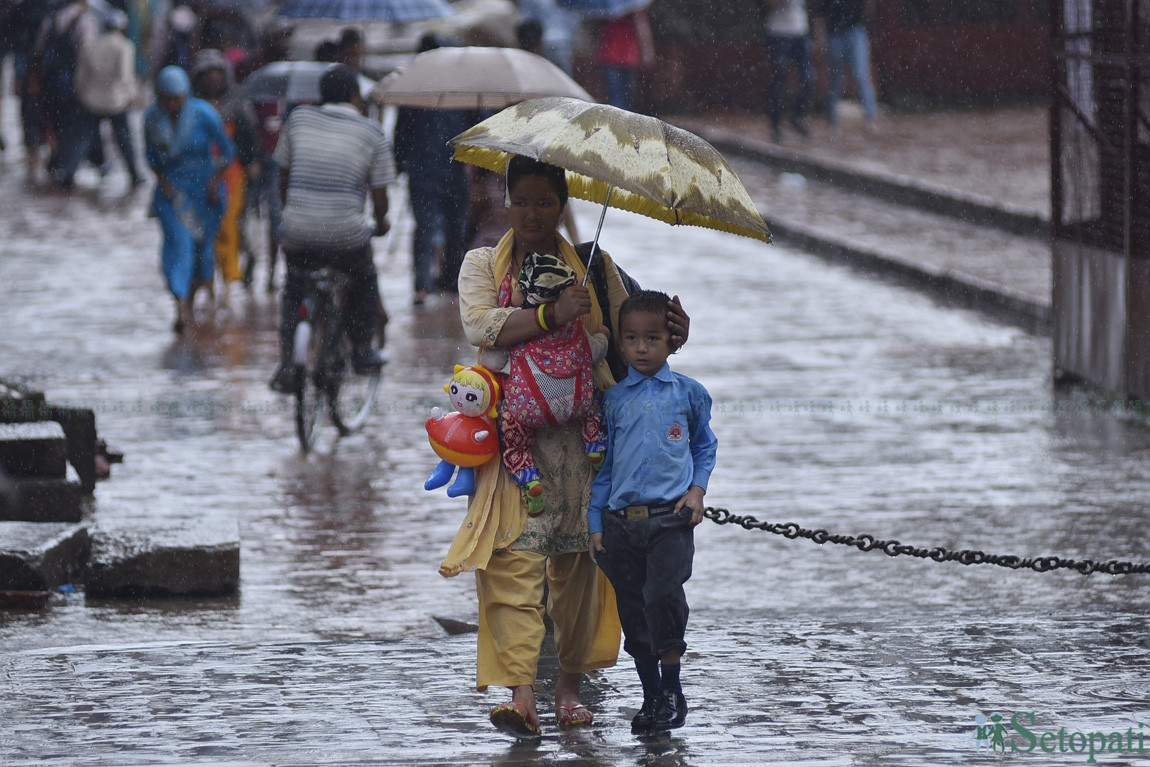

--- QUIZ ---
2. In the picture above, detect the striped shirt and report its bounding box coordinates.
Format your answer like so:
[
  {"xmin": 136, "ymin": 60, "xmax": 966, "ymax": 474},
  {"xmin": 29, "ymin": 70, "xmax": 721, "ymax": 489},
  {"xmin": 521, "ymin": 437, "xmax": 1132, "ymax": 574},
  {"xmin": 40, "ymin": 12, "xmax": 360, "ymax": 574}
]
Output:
[{"xmin": 274, "ymin": 104, "xmax": 397, "ymax": 253}]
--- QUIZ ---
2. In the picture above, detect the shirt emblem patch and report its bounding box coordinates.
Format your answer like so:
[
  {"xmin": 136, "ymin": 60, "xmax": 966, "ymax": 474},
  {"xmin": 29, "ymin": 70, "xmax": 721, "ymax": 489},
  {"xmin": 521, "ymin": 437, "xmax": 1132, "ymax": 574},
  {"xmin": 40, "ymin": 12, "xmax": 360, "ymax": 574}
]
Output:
[{"xmin": 667, "ymin": 423, "xmax": 683, "ymax": 441}]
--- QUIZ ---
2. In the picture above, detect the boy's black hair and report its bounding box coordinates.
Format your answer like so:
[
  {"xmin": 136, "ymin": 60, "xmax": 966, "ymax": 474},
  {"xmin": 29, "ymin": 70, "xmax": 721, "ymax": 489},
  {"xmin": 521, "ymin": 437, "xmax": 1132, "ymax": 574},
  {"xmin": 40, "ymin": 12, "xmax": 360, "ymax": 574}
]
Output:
[
  {"xmin": 506, "ymin": 155, "xmax": 569, "ymax": 208},
  {"xmin": 618, "ymin": 290, "xmax": 671, "ymax": 327}
]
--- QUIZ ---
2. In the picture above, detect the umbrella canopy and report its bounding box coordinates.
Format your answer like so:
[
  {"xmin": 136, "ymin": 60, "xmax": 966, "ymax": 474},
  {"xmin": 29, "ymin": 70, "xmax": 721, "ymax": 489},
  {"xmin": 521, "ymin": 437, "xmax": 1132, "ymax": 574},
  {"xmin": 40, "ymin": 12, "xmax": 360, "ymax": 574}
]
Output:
[
  {"xmin": 189, "ymin": 0, "xmax": 272, "ymax": 8},
  {"xmin": 277, "ymin": 0, "xmax": 453, "ymax": 23},
  {"xmin": 554, "ymin": 0, "xmax": 650, "ymax": 20},
  {"xmin": 240, "ymin": 60, "xmax": 376, "ymax": 103},
  {"xmin": 372, "ymin": 46, "xmax": 593, "ymax": 110},
  {"xmin": 449, "ymin": 96, "xmax": 772, "ymax": 244}
]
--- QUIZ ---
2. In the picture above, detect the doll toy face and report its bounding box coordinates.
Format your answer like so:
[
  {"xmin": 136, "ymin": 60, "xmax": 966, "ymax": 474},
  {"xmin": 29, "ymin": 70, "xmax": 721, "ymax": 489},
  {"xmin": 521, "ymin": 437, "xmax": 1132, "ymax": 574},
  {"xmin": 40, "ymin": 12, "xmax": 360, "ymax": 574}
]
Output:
[{"xmin": 449, "ymin": 381, "xmax": 489, "ymax": 418}]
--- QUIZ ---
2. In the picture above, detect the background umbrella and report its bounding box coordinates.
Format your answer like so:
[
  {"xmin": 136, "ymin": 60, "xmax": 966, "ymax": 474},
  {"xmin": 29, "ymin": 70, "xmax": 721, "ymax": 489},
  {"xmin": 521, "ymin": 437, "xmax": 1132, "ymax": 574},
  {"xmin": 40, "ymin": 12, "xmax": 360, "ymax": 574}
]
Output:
[
  {"xmin": 241, "ymin": 60, "xmax": 376, "ymax": 103},
  {"xmin": 188, "ymin": 0, "xmax": 273, "ymax": 8},
  {"xmin": 372, "ymin": 46, "xmax": 593, "ymax": 110},
  {"xmin": 449, "ymin": 96, "xmax": 772, "ymax": 264},
  {"xmin": 553, "ymin": 0, "xmax": 649, "ymax": 20},
  {"xmin": 277, "ymin": 0, "xmax": 454, "ymax": 23}
]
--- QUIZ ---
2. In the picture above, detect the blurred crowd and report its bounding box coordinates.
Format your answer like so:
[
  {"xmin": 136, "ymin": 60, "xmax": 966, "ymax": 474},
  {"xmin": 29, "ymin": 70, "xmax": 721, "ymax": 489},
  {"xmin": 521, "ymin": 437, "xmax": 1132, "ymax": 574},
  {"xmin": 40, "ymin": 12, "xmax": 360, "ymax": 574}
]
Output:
[{"xmin": 0, "ymin": 0, "xmax": 879, "ymax": 320}]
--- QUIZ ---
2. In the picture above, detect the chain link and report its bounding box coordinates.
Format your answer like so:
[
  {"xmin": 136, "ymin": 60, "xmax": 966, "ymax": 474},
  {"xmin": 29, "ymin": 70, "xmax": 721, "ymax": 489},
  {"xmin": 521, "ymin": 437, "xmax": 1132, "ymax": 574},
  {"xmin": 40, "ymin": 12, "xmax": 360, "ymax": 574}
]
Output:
[{"xmin": 702, "ymin": 507, "xmax": 1150, "ymax": 575}]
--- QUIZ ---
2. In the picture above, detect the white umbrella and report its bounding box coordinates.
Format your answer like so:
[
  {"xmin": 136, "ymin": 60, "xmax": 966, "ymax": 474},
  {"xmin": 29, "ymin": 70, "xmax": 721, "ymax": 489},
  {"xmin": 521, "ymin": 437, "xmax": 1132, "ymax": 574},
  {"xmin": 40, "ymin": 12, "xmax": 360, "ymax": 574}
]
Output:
[{"xmin": 372, "ymin": 46, "xmax": 593, "ymax": 110}]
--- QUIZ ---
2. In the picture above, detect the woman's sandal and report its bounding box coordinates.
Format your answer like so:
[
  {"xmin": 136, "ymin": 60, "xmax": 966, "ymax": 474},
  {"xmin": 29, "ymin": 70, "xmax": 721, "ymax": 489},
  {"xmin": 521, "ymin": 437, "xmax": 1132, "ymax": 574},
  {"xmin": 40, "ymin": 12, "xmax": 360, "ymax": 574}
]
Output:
[
  {"xmin": 555, "ymin": 704, "xmax": 594, "ymax": 728},
  {"xmin": 490, "ymin": 701, "xmax": 541, "ymax": 738}
]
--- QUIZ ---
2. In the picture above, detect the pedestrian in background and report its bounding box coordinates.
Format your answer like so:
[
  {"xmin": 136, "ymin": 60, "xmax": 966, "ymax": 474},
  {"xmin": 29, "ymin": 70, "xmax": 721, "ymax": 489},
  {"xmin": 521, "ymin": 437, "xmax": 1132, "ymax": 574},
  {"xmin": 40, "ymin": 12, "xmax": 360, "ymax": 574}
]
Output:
[
  {"xmin": 150, "ymin": 4, "xmax": 198, "ymax": 75},
  {"xmin": 31, "ymin": 0, "xmax": 99, "ymax": 187},
  {"xmin": 191, "ymin": 49, "xmax": 260, "ymax": 305},
  {"xmin": 518, "ymin": 0, "xmax": 582, "ymax": 75},
  {"xmin": 335, "ymin": 27, "xmax": 365, "ymax": 72},
  {"xmin": 392, "ymin": 33, "xmax": 473, "ymax": 303},
  {"xmin": 144, "ymin": 66, "xmax": 235, "ymax": 334},
  {"xmin": 1, "ymin": 0, "xmax": 57, "ymax": 179},
  {"xmin": 819, "ymin": 0, "xmax": 878, "ymax": 134},
  {"xmin": 235, "ymin": 18, "xmax": 294, "ymax": 292},
  {"xmin": 596, "ymin": 8, "xmax": 654, "ymax": 112},
  {"xmin": 70, "ymin": 9, "xmax": 143, "ymax": 191},
  {"xmin": 756, "ymin": 0, "xmax": 814, "ymax": 142}
]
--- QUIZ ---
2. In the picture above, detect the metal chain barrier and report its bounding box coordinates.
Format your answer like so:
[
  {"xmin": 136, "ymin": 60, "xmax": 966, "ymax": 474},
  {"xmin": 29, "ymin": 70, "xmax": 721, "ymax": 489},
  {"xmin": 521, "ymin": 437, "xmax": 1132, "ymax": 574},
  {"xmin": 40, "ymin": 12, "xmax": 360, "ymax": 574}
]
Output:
[{"xmin": 703, "ymin": 507, "xmax": 1150, "ymax": 575}]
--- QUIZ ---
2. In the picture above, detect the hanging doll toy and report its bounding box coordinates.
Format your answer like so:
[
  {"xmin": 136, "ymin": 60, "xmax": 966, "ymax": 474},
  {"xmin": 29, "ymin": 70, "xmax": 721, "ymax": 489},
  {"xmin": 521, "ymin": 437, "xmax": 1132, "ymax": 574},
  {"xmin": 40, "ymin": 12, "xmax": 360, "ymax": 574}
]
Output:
[{"xmin": 424, "ymin": 364, "xmax": 502, "ymax": 498}]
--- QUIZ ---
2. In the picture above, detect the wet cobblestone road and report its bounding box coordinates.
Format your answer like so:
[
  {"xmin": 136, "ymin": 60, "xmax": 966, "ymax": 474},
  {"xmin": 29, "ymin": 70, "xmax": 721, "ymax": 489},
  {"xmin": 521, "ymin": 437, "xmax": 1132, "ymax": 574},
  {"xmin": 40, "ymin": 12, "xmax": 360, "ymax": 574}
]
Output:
[{"xmin": 2, "ymin": 105, "xmax": 1150, "ymax": 766}]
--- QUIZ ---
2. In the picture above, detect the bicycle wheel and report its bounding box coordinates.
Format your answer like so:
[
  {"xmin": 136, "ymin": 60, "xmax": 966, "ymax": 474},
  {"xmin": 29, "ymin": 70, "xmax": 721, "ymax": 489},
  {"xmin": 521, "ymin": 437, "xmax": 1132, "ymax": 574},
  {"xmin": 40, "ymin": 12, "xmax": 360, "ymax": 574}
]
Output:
[
  {"xmin": 330, "ymin": 329, "xmax": 383, "ymax": 436},
  {"xmin": 294, "ymin": 313, "xmax": 328, "ymax": 453}
]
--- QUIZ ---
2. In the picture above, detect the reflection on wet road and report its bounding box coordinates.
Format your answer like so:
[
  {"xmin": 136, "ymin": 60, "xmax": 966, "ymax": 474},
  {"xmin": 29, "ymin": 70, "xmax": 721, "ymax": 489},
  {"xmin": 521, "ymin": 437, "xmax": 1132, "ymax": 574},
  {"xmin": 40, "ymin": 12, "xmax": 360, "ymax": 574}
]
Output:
[{"xmin": 2, "ymin": 147, "xmax": 1149, "ymax": 765}]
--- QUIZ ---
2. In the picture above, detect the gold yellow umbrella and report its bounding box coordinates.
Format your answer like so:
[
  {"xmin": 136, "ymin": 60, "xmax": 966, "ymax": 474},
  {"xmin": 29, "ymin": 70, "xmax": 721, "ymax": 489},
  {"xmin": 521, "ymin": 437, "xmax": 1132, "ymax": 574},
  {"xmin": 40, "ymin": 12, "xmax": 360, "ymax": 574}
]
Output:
[{"xmin": 449, "ymin": 97, "xmax": 772, "ymax": 258}]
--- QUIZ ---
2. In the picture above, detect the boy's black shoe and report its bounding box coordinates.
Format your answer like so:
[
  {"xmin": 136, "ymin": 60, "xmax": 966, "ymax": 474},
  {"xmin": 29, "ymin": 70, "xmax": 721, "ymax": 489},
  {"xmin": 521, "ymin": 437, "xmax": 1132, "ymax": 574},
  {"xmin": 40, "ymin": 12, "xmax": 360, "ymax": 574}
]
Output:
[
  {"xmin": 652, "ymin": 689, "xmax": 688, "ymax": 730},
  {"xmin": 631, "ymin": 695, "xmax": 659, "ymax": 732}
]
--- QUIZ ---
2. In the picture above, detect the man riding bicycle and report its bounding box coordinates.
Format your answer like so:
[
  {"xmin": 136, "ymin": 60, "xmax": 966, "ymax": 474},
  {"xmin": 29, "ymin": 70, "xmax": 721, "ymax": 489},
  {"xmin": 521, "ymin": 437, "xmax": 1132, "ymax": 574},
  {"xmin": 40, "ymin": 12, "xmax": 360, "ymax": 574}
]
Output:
[{"xmin": 269, "ymin": 64, "xmax": 396, "ymax": 393}]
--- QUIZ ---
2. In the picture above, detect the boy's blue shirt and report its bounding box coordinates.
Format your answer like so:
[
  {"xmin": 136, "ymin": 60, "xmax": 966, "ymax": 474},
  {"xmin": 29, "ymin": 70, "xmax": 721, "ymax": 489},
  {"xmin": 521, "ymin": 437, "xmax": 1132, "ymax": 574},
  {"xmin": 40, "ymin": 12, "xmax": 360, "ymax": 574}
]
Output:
[{"xmin": 588, "ymin": 362, "xmax": 718, "ymax": 535}]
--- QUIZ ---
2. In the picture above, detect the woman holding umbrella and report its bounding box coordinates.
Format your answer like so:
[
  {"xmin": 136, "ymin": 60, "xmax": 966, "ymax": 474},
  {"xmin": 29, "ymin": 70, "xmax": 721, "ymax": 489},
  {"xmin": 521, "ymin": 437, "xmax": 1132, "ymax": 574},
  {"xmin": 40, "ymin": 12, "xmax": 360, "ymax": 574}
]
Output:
[
  {"xmin": 442, "ymin": 155, "xmax": 688, "ymax": 736},
  {"xmin": 144, "ymin": 65, "xmax": 235, "ymax": 333}
]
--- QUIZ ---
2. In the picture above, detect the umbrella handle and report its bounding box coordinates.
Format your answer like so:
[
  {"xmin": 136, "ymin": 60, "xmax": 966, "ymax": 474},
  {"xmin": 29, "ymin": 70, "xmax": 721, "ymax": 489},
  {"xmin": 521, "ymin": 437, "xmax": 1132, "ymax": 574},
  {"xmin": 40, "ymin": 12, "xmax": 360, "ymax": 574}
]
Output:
[{"xmin": 581, "ymin": 186, "xmax": 613, "ymax": 286}]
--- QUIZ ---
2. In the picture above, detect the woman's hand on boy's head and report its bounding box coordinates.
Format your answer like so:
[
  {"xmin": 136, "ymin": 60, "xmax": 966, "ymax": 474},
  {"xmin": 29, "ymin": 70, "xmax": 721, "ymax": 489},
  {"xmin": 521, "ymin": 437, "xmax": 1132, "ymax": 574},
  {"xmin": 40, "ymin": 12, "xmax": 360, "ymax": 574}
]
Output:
[
  {"xmin": 667, "ymin": 294, "xmax": 689, "ymax": 351},
  {"xmin": 676, "ymin": 486, "xmax": 706, "ymax": 527}
]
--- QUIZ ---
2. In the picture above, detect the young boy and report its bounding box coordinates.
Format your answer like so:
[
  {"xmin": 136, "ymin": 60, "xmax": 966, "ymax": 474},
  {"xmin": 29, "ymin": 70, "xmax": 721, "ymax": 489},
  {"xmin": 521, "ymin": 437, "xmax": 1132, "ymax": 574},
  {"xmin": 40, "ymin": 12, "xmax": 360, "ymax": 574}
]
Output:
[{"xmin": 588, "ymin": 290, "xmax": 718, "ymax": 733}]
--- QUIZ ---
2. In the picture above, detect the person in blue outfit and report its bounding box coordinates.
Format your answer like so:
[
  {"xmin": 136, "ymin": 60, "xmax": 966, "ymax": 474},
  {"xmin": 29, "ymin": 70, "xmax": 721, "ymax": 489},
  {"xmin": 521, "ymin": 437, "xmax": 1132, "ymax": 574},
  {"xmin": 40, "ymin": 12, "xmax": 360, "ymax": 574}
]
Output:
[
  {"xmin": 820, "ymin": 0, "xmax": 878, "ymax": 133},
  {"xmin": 144, "ymin": 65, "xmax": 235, "ymax": 334},
  {"xmin": 587, "ymin": 290, "xmax": 717, "ymax": 734}
]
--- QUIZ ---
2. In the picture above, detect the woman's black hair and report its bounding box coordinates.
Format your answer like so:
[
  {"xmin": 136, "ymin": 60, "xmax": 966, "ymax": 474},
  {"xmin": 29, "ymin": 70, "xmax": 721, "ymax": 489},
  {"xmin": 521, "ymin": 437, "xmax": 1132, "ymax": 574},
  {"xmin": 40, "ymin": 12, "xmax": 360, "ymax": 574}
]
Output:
[{"xmin": 506, "ymin": 155, "xmax": 568, "ymax": 208}]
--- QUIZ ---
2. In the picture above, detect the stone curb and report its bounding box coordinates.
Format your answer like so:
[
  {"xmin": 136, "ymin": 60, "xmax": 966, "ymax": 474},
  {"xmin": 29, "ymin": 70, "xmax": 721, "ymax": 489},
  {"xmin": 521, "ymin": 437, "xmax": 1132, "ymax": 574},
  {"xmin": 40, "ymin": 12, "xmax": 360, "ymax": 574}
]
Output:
[
  {"xmin": 670, "ymin": 120, "xmax": 1052, "ymax": 335},
  {"xmin": 766, "ymin": 218, "xmax": 1052, "ymax": 336},
  {"xmin": 686, "ymin": 122, "xmax": 1050, "ymax": 239}
]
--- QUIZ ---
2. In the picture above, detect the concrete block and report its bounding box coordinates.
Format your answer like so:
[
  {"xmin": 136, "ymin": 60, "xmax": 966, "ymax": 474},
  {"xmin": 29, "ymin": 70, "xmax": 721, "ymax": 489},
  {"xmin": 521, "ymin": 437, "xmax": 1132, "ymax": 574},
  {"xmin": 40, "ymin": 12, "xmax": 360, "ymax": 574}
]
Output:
[
  {"xmin": 0, "ymin": 386, "xmax": 98, "ymax": 494},
  {"xmin": 86, "ymin": 515, "xmax": 240, "ymax": 598},
  {"xmin": 43, "ymin": 405, "xmax": 98, "ymax": 494},
  {"xmin": 0, "ymin": 421, "xmax": 68, "ymax": 478},
  {"xmin": 0, "ymin": 465, "xmax": 84, "ymax": 523},
  {"xmin": 0, "ymin": 522, "xmax": 89, "ymax": 591}
]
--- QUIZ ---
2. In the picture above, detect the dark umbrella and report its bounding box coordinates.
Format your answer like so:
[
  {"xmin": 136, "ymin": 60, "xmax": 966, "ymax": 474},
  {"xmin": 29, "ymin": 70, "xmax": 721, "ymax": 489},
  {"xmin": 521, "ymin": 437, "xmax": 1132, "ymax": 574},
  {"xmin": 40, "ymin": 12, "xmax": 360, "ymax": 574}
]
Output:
[
  {"xmin": 276, "ymin": 0, "xmax": 454, "ymax": 23},
  {"xmin": 187, "ymin": 0, "xmax": 274, "ymax": 9}
]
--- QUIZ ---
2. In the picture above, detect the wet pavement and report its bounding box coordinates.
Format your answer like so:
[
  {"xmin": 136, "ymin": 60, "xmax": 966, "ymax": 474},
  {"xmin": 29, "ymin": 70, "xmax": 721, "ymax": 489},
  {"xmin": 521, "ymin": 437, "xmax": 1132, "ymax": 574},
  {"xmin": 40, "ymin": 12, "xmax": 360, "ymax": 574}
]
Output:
[
  {"xmin": 673, "ymin": 106, "xmax": 1053, "ymax": 331},
  {"xmin": 3, "ymin": 98, "xmax": 1150, "ymax": 766}
]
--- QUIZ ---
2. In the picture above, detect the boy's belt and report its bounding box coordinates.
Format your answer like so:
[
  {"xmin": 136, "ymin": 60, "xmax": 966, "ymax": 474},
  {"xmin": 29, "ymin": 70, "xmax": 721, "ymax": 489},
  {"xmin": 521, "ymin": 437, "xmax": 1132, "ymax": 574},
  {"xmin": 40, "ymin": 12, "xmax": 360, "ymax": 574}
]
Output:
[{"xmin": 610, "ymin": 504, "xmax": 676, "ymax": 521}]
